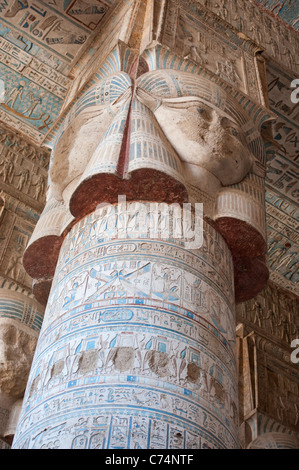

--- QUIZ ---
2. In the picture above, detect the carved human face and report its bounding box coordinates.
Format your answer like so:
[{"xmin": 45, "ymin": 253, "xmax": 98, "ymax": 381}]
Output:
[
  {"xmin": 50, "ymin": 69, "xmax": 256, "ymax": 204},
  {"xmin": 0, "ymin": 321, "xmax": 37, "ymax": 396},
  {"xmin": 154, "ymin": 99, "xmax": 253, "ymax": 186}
]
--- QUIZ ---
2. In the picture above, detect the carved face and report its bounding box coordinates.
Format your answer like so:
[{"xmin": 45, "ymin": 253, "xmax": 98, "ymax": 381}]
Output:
[
  {"xmin": 50, "ymin": 69, "xmax": 257, "ymax": 203},
  {"xmin": 153, "ymin": 99, "xmax": 253, "ymax": 186},
  {"xmin": 0, "ymin": 321, "xmax": 37, "ymax": 396}
]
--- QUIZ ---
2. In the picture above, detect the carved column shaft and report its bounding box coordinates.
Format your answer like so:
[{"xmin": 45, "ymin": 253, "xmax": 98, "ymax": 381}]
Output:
[{"xmin": 13, "ymin": 204, "xmax": 239, "ymax": 449}]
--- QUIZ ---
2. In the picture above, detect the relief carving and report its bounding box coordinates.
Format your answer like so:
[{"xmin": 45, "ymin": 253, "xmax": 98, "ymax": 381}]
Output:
[
  {"xmin": 177, "ymin": 17, "xmax": 208, "ymax": 64},
  {"xmin": 0, "ymin": 128, "xmax": 49, "ymax": 207},
  {"xmin": 237, "ymin": 283, "xmax": 299, "ymax": 344},
  {"xmin": 49, "ymin": 67, "xmax": 263, "ymax": 209}
]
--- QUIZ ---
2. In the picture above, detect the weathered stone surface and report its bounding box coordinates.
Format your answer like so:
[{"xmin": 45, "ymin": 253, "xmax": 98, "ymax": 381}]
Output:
[
  {"xmin": 0, "ymin": 0, "xmax": 296, "ymax": 451},
  {"xmin": 0, "ymin": 319, "xmax": 38, "ymax": 398},
  {"xmin": 248, "ymin": 433, "xmax": 299, "ymax": 450}
]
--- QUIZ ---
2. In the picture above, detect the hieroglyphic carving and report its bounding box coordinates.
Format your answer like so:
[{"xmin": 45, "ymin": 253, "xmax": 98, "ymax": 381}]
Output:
[
  {"xmin": 0, "ymin": 125, "xmax": 47, "ymax": 445},
  {"xmin": 259, "ymin": 351, "xmax": 299, "ymax": 432},
  {"xmin": 0, "ymin": 127, "xmax": 48, "ymax": 291},
  {"xmin": 237, "ymin": 328, "xmax": 299, "ymax": 448},
  {"xmin": 202, "ymin": 0, "xmax": 299, "ymax": 73},
  {"xmin": 252, "ymin": 0, "xmax": 299, "ymax": 31},
  {"xmin": 0, "ymin": 37, "xmax": 70, "ymax": 100},
  {"xmin": 13, "ymin": 205, "xmax": 239, "ymax": 449},
  {"xmin": 0, "ymin": 0, "xmax": 139, "ymax": 143},
  {"xmin": 0, "ymin": 200, "xmax": 38, "ymax": 289},
  {"xmin": 237, "ymin": 283, "xmax": 299, "ymax": 344},
  {"xmin": 0, "ymin": 1, "xmax": 96, "ymax": 59},
  {"xmin": 264, "ymin": 62, "xmax": 299, "ymax": 295},
  {"xmin": 0, "ymin": 126, "xmax": 48, "ymax": 208},
  {"xmin": 160, "ymin": 1, "xmax": 265, "ymax": 102}
]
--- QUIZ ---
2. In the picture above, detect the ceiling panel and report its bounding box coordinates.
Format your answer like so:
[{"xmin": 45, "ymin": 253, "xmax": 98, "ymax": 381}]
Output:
[
  {"xmin": 0, "ymin": 0, "xmax": 117, "ymax": 143},
  {"xmin": 253, "ymin": 0, "xmax": 299, "ymax": 30}
]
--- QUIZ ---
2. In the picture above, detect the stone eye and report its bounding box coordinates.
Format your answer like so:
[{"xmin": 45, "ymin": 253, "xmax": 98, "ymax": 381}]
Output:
[
  {"xmin": 197, "ymin": 107, "xmax": 208, "ymax": 117},
  {"xmin": 231, "ymin": 128, "xmax": 239, "ymax": 136}
]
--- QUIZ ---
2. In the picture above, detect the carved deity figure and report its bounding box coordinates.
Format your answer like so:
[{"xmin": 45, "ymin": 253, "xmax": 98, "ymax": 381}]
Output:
[
  {"xmin": 177, "ymin": 18, "xmax": 207, "ymax": 64},
  {"xmin": 252, "ymin": 301, "xmax": 264, "ymax": 328},
  {"xmin": 142, "ymin": 71, "xmax": 255, "ymax": 191},
  {"xmin": 49, "ymin": 70, "xmax": 260, "ymax": 208},
  {"xmin": 265, "ymin": 308, "xmax": 278, "ymax": 335},
  {"xmin": 6, "ymin": 81, "xmax": 26, "ymax": 109},
  {"xmin": 0, "ymin": 156, "xmax": 15, "ymax": 183},
  {"xmin": 277, "ymin": 312, "xmax": 292, "ymax": 343},
  {"xmin": 16, "ymin": 168, "xmax": 30, "ymax": 191},
  {"xmin": 216, "ymin": 59, "xmax": 240, "ymax": 85},
  {"xmin": 23, "ymin": 92, "xmax": 45, "ymax": 118},
  {"xmin": 33, "ymin": 175, "xmax": 45, "ymax": 200},
  {"xmin": 5, "ymin": 246, "xmax": 24, "ymax": 280}
]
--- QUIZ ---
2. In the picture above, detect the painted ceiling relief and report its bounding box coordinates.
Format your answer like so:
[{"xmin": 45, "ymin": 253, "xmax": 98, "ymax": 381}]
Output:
[
  {"xmin": 253, "ymin": 0, "xmax": 299, "ymax": 30},
  {"xmin": 0, "ymin": 0, "xmax": 117, "ymax": 143}
]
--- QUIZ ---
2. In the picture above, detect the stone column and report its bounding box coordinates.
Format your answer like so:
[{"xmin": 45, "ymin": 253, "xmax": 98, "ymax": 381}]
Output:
[
  {"xmin": 12, "ymin": 36, "xmax": 271, "ymax": 448},
  {"xmin": 12, "ymin": 202, "xmax": 239, "ymax": 449}
]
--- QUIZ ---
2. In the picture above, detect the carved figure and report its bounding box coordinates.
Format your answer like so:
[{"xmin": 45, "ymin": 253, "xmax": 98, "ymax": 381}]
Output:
[
  {"xmin": 16, "ymin": 168, "xmax": 30, "ymax": 191},
  {"xmin": 5, "ymin": 246, "xmax": 23, "ymax": 280},
  {"xmin": 50, "ymin": 70, "xmax": 260, "ymax": 203},
  {"xmin": 265, "ymin": 309, "xmax": 278, "ymax": 335},
  {"xmin": 177, "ymin": 19, "xmax": 207, "ymax": 64},
  {"xmin": 33, "ymin": 175, "xmax": 45, "ymax": 200},
  {"xmin": 6, "ymin": 81, "xmax": 26, "ymax": 109},
  {"xmin": 0, "ymin": 156, "xmax": 15, "ymax": 183},
  {"xmin": 252, "ymin": 301, "xmax": 263, "ymax": 328},
  {"xmin": 216, "ymin": 59, "xmax": 240, "ymax": 84},
  {"xmin": 23, "ymin": 92, "xmax": 45, "ymax": 118}
]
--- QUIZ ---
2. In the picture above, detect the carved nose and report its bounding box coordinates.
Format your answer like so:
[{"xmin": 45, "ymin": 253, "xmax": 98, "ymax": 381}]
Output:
[
  {"xmin": 209, "ymin": 117, "xmax": 226, "ymax": 143},
  {"xmin": 211, "ymin": 112, "xmax": 226, "ymax": 128}
]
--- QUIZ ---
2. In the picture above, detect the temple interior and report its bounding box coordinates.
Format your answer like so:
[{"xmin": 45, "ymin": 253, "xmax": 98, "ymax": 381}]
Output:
[{"xmin": 0, "ymin": 0, "xmax": 298, "ymax": 450}]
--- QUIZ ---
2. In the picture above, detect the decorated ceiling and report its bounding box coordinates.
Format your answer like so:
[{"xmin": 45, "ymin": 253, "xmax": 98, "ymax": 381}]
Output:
[
  {"xmin": 254, "ymin": 0, "xmax": 299, "ymax": 30},
  {"xmin": 265, "ymin": 62, "xmax": 299, "ymax": 295},
  {"xmin": 0, "ymin": 0, "xmax": 117, "ymax": 143},
  {"xmin": 0, "ymin": 0, "xmax": 298, "ymax": 297}
]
